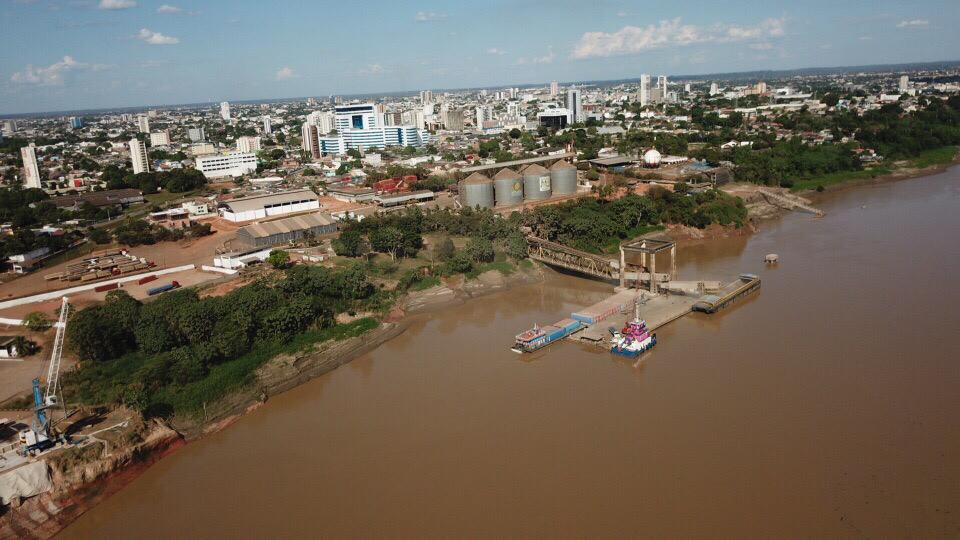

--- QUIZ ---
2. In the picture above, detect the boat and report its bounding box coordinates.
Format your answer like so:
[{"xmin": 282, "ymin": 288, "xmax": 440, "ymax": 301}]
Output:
[
  {"xmin": 511, "ymin": 318, "xmax": 582, "ymax": 353},
  {"xmin": 609, "ymin": 318, "xmax": 657, "ymax": 357}
]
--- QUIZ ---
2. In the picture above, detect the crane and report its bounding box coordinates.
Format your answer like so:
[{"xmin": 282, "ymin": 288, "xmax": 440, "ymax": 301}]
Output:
[{"xmin": 19, "ymin": 297, "xmax": 70, "ymax": 455}]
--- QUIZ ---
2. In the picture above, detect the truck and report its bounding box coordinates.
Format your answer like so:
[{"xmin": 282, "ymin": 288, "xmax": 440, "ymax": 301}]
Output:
[{"xmin": 147, "ymin": 280, "xmax": 181, "ymax": 296}]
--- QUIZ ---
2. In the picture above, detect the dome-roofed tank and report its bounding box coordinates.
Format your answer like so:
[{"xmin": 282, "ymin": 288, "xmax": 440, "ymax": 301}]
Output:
[
  {"xmin": 461, "ymin": 172, "xmax": 494, "ymax": 209},
  {"xmin": 522, "ymin": 164, "xmax": 552, "ymax": 200},
  {"xmin": 493, "ymin": 168, "xmax": 523, "ymax": 207},
  {"xmin": 549, "ymin": 160, "xmax": 577, "ymax": 195},
  {"xmin": 643, "ymin": 148, "xmax": 662, "ymax": 168}
]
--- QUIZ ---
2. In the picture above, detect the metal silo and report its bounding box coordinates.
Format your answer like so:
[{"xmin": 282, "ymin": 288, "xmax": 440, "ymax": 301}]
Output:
[
  {"xmin": 522, "ymin": 164, "xmax": 552, "ymax": 200},
  {"xmin": 493, "ymin": 168, "xmax": 523, "ymax": 207},
  {"xmin": 461, "ymin": 172, "xmax": 495, "ymax": 209},
  {"xmin": 549, "ymin": 160, "xmax": 577, "ymax": 195}
]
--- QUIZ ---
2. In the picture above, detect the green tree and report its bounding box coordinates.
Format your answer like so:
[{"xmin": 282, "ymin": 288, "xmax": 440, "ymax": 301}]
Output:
[
  {"xmin": 332, "ymin": 229, "xmax": 365, "ymax": 257},
  {"xmin": 434, "ymin": 236, "xmax": 455, "ymax": 261},
  {"xmin": 268, "ymin": 249, "xmax": 290, "ymax": 269},
  {"xmin": 23, "ymin": 312, "xmax": 51, "ymax": 332},
  {"xmin": 369, "ymin": 226, "xmax": 404, "ymax": 260},
  {"xmin": 465, "ymin": 237, "xmax": 495, "ymax": 263}
]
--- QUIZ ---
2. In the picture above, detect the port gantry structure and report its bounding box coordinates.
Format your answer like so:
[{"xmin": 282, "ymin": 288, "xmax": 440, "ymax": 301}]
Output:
[{"xmin": 526, "ymin": 235, "xmax": 676, "ymax": 293}]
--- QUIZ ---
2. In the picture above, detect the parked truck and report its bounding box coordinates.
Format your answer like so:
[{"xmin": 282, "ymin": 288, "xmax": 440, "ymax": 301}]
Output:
[{"xmin": 147, "ymin": 280, "xmax": 181, "ymax": 296}]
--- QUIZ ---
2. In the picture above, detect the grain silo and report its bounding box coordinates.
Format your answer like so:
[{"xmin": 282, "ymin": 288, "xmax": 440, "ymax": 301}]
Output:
[
  {"xmin": 461, "ymin": 172, "xmax": 495, "ymax": 209},
  {"xmin": 522, "ymin": 164, "xmax": 552, "ymax": 201},
  {"xmin": 549, "ymin": 160, "xmax": 577, "ymax": 195},
  {"xmin": 493, "ymin": 168, "xmax": 523, "ymax": 207}
]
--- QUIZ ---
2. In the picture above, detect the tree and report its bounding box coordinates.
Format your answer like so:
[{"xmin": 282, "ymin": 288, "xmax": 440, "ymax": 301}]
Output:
[
  {"xmin": 509, "ymin": 128, "xmax": 522, "ymax": 139},
  {"xmin": 369, "ymin": 226, "xmax": 404, "ymax": 260},
  {"xmin": 465, "ymin": 237, "xmax": 495, "ymax": 263},
  {"xmin": 268, "ymin": 249, "xmax": 290, "ymax": 269},
  {"xmin": 12, "ymin": 336, "xmax": 39, "ymax": 357},
  {"xmin": 332, "ymin": 229, "xmax": 365, "ymax": 257},
  {"xmin": 434, "ymin": 236, "xmax": 455, "ymax": 261},
  {"xmin": 23, "ymin": 312, "xmax": 51, "ymax": 332},
  {"xmin": 67, "ymin": 305, "xmax": 135, "ymax": 362},
  {"xmin": 88, "ymin": 227, "xmax": 111, "ymax": 244}
]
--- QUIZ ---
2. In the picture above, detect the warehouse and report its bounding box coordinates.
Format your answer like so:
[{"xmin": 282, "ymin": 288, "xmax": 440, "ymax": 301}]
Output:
[
  {"xmin": 219, "ymin": 189, "xmax": 320, "ymax": 222},
  {"xmin": 376, "ymin": 190, "xmax": 434, "ymax": 208},
  {"xmin": 234, "ymin": 212, "xmax": 337, "ymax": 249}
]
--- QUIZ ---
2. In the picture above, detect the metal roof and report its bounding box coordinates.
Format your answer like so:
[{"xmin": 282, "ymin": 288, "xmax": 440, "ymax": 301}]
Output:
[
  {"xmin": 462, "ymin": 172, "xmax": 492, "ymax": 184},
  {"xmin": 238, "ymin": 212, "xmax": 335, "ymax": 239},
  {"xmin": 460, "ymin": 152, "xmax": 576, "ymax": 172},
  {"xmin": 589, "ymin": 156, "xmax": 635, "ymax": 167},
  {"xmin": 222, "ymin": 189, "xmax": 318, "ymax": 213},
  {"xmin": 493, "ymin": 168, "xmax": 521, "ymax": 180}
]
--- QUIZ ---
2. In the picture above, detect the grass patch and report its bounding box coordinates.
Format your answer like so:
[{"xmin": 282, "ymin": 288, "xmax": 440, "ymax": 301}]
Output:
[
  {"xmin": 410, "ymin": 275, "xmax": 441, "ymax": 291},
  {"xmin": 908, "ymin": 146, "xmax": 958, "ymax": 168},
  {"xmin": 467, "ymin": 260, "xmax": 515, "ymax": 279},
  {"xmin": 597, "ymin": 225, "xmax": 666, "ymax": 255},
  {"xmin": 790, "ymin": 167, "xmax": 893, "ymax": 192}
]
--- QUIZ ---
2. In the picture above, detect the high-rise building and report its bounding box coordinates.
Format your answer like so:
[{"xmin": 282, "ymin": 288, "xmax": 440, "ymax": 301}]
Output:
[
  {"xmin": 419, "ymin": 90, "xmax": 434, "ymax": 104},
  {"xmin": 639, "ymin": 74, "xmax": 651, "ymax": 106},
  {"xmin": 188, "ymin": 127, "xmax": 206, "ymax": 142},
  {"xmin": 475, "ymin": 105, "xmax": 493, "ymax": 128},
  {"xmin": 755, "ymin": 81, "xmax": 768, "ymax": 94},
  {"xmin": 129, "ymin": 138, "xmax": 150, "ymax": 175},
  {"xmin": 236, "ymin": 136, "xmax": 261, "ymax": 153},
  {"xmin": 195, "ymin": 152, "xmax": 257, "ymax": 179},
  {"xmin": 709, "ymin": 82, "xmax": 719, "ymax": 96},
  {"xmin": 334, "ymin": 103, "xmax": 379, "ymax": 131},
  {"xmin": 301, "ymin": 123, "xmax": 321, "ymax": 160},
  {"xmin": 220, "ymin": 101, "xmax": 231, "ymax": 121},
  {"xmin": 566, "ymin": 88, "xmax": 583, "ymax": 123},
  {"xmin": 898, "ymin": 75, "xmax": 909, "ymax": 92},
  {"xmin": 550, "ymin": 81, "xmax": 559, "ymax": 97},
  {"xmin": 69, "ymin": 117, "xmax": 84, "ymax": 129},
  {"xmin": 149, "ymin": 130, "xmax": 171, "ymax": 146},
  {"xmin": 684, "ymin": 83, "xmax": 692, "ymax": 93},
  {"xmin": 443, "ymin": 109, "xmax": 464, "ymax": 131},
  {"xmin": 137, "ymin": 115, "xmax": 150, "ymax": 134},
  {"xmin": 20, "ymin": 143, "xmax": 41, "ymax": 190},
  {"xmin": 262, "ymin": 116, "xmax": 272, "ymax": 134},
  {"xmin": 148, "ymin": 109, "xmax": 158, "ymax": 118},
  {"xmin": 657, "ymin": 75, "xmax": 668, "ymax": 90},
  {"xmin": 3, "ymin": 120, "xmax": 18, "ymax": 133},
  {"xmin": 402, "ymin": 109, "xmax": 425, "ymax": 130}
]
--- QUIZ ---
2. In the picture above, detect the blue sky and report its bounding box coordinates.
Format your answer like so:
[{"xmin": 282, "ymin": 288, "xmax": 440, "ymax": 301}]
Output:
[{"xmin": 1, "ymin": 0, "xmax": 958, "ymax": 114}]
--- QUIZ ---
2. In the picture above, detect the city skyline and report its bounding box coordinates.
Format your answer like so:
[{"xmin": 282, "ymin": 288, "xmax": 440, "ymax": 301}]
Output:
[{"xmin": 1, "ymin": 0, "xmax": 958, "ymax": 114}]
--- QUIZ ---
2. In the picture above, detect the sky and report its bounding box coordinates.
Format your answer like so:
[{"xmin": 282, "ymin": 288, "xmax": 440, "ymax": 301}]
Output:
[{"xmin": 1, "ymin": 0, "xmax": 958, "ymax": 114}]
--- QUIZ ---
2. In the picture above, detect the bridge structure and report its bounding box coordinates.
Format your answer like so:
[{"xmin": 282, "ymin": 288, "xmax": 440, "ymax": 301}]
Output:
[{"xmin": 526, "ymin": 235, "xmax": 676, "ymax": 293}]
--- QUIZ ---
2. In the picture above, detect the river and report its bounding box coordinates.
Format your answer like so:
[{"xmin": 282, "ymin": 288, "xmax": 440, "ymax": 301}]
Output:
[{"xmin": 62, "ymin": 168, "xmax": 960, "ymax": 538}]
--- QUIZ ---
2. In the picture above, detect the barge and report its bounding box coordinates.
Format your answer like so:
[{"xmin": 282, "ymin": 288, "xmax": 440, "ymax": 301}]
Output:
[{"xmin": 512, "ymin": 318, "xmax": 583, "ymax": 353}]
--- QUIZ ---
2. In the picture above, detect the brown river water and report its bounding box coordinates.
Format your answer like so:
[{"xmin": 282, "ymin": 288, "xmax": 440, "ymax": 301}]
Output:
[{"xmin": 62, "ymin": 168, "xmax": 960, "ymax": 538}]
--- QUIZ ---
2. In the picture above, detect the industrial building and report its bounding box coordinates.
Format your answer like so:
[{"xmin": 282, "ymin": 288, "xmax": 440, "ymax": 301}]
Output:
[
  {"xmin": 219, "ymin": 188, "xmax": 320, "ymax": 222},
  {"xmin": 52, "ymin": 188, "xmax": 144, "ymax": 210},
  {"xmin": 234, "ymin": 212, "xmax": 337, "ymax": 249},
  {"xmin": 460, "ymin": 158, "xmax": 581, "ymax": 209},
  {"xmin": 376, "ymin": 190, "xmax": 434, "ymax": 208}
]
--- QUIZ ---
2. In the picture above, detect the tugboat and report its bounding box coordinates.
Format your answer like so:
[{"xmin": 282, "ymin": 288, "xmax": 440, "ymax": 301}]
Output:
[{"xmin": 609, "ymin": 301, "xmax": 657, "ymax": 357}]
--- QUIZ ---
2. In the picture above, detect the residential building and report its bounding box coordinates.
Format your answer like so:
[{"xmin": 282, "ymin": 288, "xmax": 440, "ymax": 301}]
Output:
[
  {"xmin": 262, "ymin": 116, "xmax": 272, "ymax": 134},
  {"xmin": 195, "ymin": 152, "xmax": 257, "ymax": 179},
  {"xmin": 302, "ymin": 123, "xmax": 321, "ymax": 159},
  {"xmin": 20, "ymin": 143, "xmax": 41, "ymax": 189},
  {"xmin": 220, "ymin": 101, "xmax": 231, "ymax": 121},
  {"xmin": 137, "ymin": 115, "xmax": 150, "ymax": 133},
  {"xmin": 419, "ymin": 90, "xmax": 433, "ymax": 104},
  {"xmin": 710, "ymin": 82, "xmax": 719, "ymax": 96},
  {"xmin": 188, "ymin": 127, "xmax": 206, "ymax": 142},
  {"xmin": 188, "ymin": 142, "xmax": 216, "ymax": 156},
  {"xmin": 639, "ymin": 74, "xmax": 651, "ymax": 106},
  {"xmin": 899, "ymin": 75, "xmax": 909, "ymax": 92},
  {"xmin": 550, "ymin": 81, "xmax": 559, "ymax": 97},
  {"xmin": 236, "ymin": 135, "xmax": 261, "ymax": 153},
  {"xmin": 538, "ymin": 108, "xmax": 570, "ymax": 129},
  {"xmin": 129, "ymin": 138, "xmax": 150, "ymax": 174},
  {"xmin": 475, "ymin": 105, "xmax": 493, "ymax": 128},
  {"xmin": 566, "ymin": 88, "xmax": 583, "ymax": 123},
  {"xmin": 149, "ymin": 130, "xmax": 171, "ymax": 147},
  {"xmin": 69, "ymin": 117, "xmax": 84, "ymax": 129},
  {"xmin": 307, "ymin": 110, "xmax": 335, "ymax": 134},
  {"xmin": 657, "ymin": 75, "xmax": 668, "ymax": 90},
  {"xmin": 219, "ymin": 188, "xmax": 320, "ymax": 222}
]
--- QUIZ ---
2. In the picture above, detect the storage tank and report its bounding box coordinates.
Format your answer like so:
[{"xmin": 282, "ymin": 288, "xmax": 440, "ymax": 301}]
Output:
[
  {"xmin": 493, "ymin": 168, "xmax": 523, "ymax": 207},
  {"xmin": 643, "ymin": 148, "xmax": 662, "ymax": 168},
  {"xmin": 461, "ymin": 172, "xmax": 494, "ymax": 208},
  {"xmin": 522, "ymin": 164, "xmax": 552, "ymax": 200},
  {"xmin": 549, "ymin": 160, "xmax": 577, "ymax": 195}
]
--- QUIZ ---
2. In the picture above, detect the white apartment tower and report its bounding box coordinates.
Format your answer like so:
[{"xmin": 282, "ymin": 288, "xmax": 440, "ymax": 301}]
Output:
[
  {"xmin": 262, "ymin": 116, "xmax": 272, "ymax": 134},
  {"xmin": 710, "ymin": 82, "xmax": 719, "ymax": 96},
  {"xmin": 20, "ymin": 143, "xmax": 41, "ymax": 189},
  {"xmin": 129, "ymin": 138, "xmax": 150, "ymax": 175},
  {"xmin": 657, "ymin": 75, "xmax": 668, "ymax": 90},
  {"xmin": 236, "ymin": 136, "xmax": 262, "ymax": 153},
  {"xmin": 639, "ymin": 74, "xmax": 651, "ymax": 106},
  {"xmin": 137, "ymin": 115, "xmax": 150, "ymax": 134},
  {"xmin": 550, "ymin": 81, "xmax": 559, "ymax": 97},
  {"xmin": 149, "ymin": 130, "xmax": 170, "ymax": 146},
  {"xmin": 301, "ymin": 123, "xmax": 321, "ymax": 160},
  {"xmin": 899, "ymin": 75, "xmax": 909, "ymax": 92},
  {"xmin": 220, "ymin": 101, "xmax": 231, "ymax": 121}
]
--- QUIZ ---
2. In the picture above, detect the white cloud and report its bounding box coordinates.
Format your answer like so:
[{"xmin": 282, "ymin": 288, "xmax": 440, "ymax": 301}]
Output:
[
  {"xmin": 414, "ymin": 11, "xmax": 446, "ymax": 22},
  {"xmin": 275, "ymin": 66, "xmax": 295, "ymax": 80},
  {"xmin": 10, "ymin": 56, "xmax": 106, "ymax": 86},
  {"xmin": 137, "ymin": 28, "xmax": 179, "ymax": 45},
  {"xmin": 516, "ymin": 47, "xmax": 556, "ymax": 65},
  {"xmin": 98, "ymin": 0, "xmax": 136, "ymax": 9},
  {"xmin": 749, "ymin": 42, "xmax": 773, "ymax": 50},
  {"xmin": 896, "ymin": 19, "xmax": 929, "ymax": 28},
  {"xmin": 572, "ymin": 17, "xmax": 787, "ymax": 59},
  {"xmin": 358, "ymin": 64, "xmax": 386, "ymax": 75},
  {"xmin": 157, "ymin": 4, "xmax": 181, "ymax": 13},
  {"xmin": 486, "ymin": 48, "xmax": 507, "ymax": 55}
]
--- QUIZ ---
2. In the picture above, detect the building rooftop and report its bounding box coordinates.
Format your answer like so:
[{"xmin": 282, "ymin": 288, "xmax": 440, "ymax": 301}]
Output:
[
  {"xmin": 221, "ymin": 188, "xmax": 319, "ymax": 213},
  {"xmin": 238, "ymin": 212, "xmax": 335, "ymax": 239}
]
